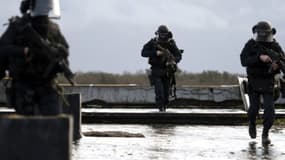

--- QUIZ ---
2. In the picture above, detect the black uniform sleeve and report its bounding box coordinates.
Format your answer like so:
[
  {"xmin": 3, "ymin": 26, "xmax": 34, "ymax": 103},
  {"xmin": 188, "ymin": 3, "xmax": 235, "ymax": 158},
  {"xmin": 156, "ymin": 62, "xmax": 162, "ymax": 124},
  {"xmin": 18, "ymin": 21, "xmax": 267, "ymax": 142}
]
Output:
[
  {"xmin": 0, "ymin": 24, "xmax": 25, "ymax": 78},
  {"xmin": 49, "ymin": 21, "xmax": 69, "ymax": 52},
  {"xmin": 54, "ymin": 24, "xmax": 69, "ymax": 49},
  {"xmin": 49, "ymin": 20, "xmax": 70, "ymax": 68},
  {"xmin": 141, "ymin": 39, "xmax": 157, "ymax": 58},
  {"xmin": 169, "ymin": 39, "xmax": 182, "ymax": 63},
  {"xmin": 0, "ymin": 24, "xmax": 25, "ymax": 58},
  {"xmin": 56, "ymin": 29, "xmax": 70, "ymax": 66},
  {"xmin": 240, "ymin": 39, "xmax": 261, "ymax": 67}
]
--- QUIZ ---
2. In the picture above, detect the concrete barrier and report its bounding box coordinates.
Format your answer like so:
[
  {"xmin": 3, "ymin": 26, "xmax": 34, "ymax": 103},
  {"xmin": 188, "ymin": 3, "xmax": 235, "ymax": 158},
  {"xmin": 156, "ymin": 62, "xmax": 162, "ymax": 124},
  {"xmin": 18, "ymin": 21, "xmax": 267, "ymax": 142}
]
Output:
[
  {"xmin": 62, "ymin": 93, "xmax": 82, "ymax": 141},
  {"xmin": 81, "ymin": 110, "xmax": 285, "ymax": 125},
  {"xmin": 0, "ymin": 93, "xmax": 82, "ymax": 141},
  {"xmin": 0, "ymin": 114, "xmax": 73, "ymax": 160},
  {"xmin": 0, "ymin": 84, "xmax": 284, "ymax": 106},
  {"xmin": 62, "ymin": 84, "xmax": 243, "ymax": 105}
]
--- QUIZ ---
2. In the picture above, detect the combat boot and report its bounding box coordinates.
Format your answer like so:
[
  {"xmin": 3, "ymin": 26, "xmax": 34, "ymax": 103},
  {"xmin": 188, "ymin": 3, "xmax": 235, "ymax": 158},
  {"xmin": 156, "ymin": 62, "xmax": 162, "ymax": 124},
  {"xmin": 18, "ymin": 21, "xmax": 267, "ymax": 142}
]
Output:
[
  {"xmin": 159, "ymin": 106, "xmax": 166, "ymax": 112},
  {"xmin": 262, "ymin": 130, "xmax": 271, "ymax": 146},
  {"xmin": 158, "ymin": 106, "xmax": 164, "ymax": 112},
  {"xmin": 162, "ymin": 105, "xmax": 166, "ymax": 112},
  {"xmin": 248, "ymin": 121, "xmax": 256, "ymax": 139},
  {"xmin": 262, "ymin": 135, "xmax": 271, "ymax": 146}
]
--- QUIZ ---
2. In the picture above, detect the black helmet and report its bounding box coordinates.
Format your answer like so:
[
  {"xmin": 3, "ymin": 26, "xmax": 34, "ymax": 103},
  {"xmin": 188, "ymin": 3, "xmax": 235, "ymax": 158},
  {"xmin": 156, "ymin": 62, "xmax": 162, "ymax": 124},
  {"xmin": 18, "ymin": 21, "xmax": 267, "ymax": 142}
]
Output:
[
  {"xmin": 252, "ymin": 21, "xmax": 276, "ymax": 34},
  {"xmin": 252, "ymin": 21, "xmax": 276, "ymax": 42},
  {"xmin": 155, "ymin": 25, "xmax": 172, "ymax": 42},
  {"xmin": 156, "ymin": 25, "xmax": 169, "ymax": 34},
  {"xmin": 20, "ymin": 0, "xmax": 30, "ymax": 14},
  {"xmin": 20, "ymin": 0, "xmax": 61, "ymax": 19}
]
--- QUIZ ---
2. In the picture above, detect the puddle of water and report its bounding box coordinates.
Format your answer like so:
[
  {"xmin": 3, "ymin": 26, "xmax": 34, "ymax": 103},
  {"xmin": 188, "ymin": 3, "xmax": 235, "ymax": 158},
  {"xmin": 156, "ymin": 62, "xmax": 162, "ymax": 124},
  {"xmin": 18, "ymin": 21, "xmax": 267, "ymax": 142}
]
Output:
[{"xmin": 72, "ymin": 124, "xmax": 285, "ymax": 160}]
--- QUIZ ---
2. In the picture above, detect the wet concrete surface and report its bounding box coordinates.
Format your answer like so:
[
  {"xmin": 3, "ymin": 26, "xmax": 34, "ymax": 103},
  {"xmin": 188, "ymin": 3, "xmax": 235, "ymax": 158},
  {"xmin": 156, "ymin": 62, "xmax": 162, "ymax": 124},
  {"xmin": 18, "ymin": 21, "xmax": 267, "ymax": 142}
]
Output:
[
  {"xmin": 81, "ymin": 108, "xmax": 285, "ymax": 125},
  {"xmin": 82, "ymin": 108, "xmax": 285, "ymax": 114},
  {"xmin": 2, "ymin": 107, "xmax": 285, "ymax": 114},
  {"xmin": 73, "ymin": 124, "xmax": 285, "ymax": 160},
  {"xmin": 82, "ymin": 108, "xmax": 247, "ymax": 113}
]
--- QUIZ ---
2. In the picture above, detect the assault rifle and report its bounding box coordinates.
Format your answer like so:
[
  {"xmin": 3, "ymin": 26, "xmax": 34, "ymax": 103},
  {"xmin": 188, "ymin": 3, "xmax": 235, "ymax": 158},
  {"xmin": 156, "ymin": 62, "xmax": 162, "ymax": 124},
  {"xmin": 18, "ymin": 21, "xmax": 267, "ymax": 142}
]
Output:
[
  {"xmin": 256, "ymin": 43, "xmax": 285, "ymax": 98},
  {"xmin": 153, "ymin": 42, "xmax": 177, "ymax": 77},
  {"xmin": 256, "ymin": 44, "xmax": 285, "ymax": 74},
  {"xmin": 266, "ymin": 49, "xmax": 285, "ymax": 74},
  {"xmin": 152, "ymin": 42, "xmax": 183, "ymax": 99},
  {"xmin": 20, "ymin": 22, "xmax": 75, "ymax": 86},
  {"xmin": 266, "ymin": 48, "xmax": 285, "ymax": 98}
]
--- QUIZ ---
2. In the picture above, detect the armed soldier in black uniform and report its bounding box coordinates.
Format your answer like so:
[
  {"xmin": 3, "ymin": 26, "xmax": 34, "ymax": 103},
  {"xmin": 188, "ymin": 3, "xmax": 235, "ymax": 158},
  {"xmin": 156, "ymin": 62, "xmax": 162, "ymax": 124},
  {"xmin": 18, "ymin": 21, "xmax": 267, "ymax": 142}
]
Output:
[
  {"xmin": 142, "ymin": 25, "xmax": 182, "ymax": 112},
  {"xmin": 0, "ymin": 0, "xmax": 74, "ymax": 116},
  {"xmin": 240, "ymin": 21, "xmax": 285, "ymax": 145}
]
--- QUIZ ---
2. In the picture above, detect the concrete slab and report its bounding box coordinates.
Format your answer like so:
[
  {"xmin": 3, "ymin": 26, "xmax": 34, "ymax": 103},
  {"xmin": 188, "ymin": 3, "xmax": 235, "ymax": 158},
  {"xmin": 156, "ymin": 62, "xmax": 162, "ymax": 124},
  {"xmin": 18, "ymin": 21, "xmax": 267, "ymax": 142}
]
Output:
[
  {"xmin": 0, "ymin": 115, "xmax": 72, "ymax": 160},
  {"xmin": 0, "ymin": 93, "xmax": 83, "ymax": 141},
  {"xmin": 62, "ymin": 85, "xmax": 242, "ymax": 105},
  {"xmin": 81, "ymin": 112, "xmax": 247, "ymax": 125},
  {"xmin": 81, "ymin": 108, "xmax": 285, "ymax": 125},
  {"xmin": 2, "ymin": 108, "xmax": 285, "ymax": 125},
  {"xmin": 63, "ymin": 94, "xmax": 82, "ymax": 140}
]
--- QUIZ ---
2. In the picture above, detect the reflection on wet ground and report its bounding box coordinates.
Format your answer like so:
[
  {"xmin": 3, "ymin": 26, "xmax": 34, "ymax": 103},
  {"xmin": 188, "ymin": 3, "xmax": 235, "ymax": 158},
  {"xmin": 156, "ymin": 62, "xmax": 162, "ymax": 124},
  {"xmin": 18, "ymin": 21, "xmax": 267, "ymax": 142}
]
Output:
[
  {"xmin": 72, "ymin": 125, "xmax": 285, "ymax": 160},
  {"xmin": 81, "ymin": 108, "xmax": 285, "ymax": 114},
  {"xmin": 82, "ymin": 108, "xmax": 247, "ymax": 113}
]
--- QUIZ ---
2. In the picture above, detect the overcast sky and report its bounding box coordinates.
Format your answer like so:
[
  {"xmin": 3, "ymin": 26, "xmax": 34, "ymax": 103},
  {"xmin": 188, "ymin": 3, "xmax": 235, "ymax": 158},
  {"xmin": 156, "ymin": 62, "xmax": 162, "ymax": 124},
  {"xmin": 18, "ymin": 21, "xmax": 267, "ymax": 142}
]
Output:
[{"xmin": 1, "ymin": 0, "xmax": 285, "ymax": 74}]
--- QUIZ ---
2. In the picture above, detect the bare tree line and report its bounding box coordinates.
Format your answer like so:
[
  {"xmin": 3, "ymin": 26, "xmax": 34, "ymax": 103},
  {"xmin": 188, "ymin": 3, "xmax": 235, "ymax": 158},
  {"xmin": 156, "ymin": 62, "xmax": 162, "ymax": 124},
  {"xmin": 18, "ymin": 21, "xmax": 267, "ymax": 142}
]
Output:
[{"xmin": 58, "ymin": 70, "xmax": 242, "ymax": 86}]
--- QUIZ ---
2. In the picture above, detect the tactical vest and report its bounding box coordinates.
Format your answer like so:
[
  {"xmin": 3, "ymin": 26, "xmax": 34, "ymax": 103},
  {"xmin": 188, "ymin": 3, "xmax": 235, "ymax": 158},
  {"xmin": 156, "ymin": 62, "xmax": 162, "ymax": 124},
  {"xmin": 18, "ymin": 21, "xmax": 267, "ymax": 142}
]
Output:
[{"xmin": 153, "ymin": 39, "xmax": 177, "ymax": 77}]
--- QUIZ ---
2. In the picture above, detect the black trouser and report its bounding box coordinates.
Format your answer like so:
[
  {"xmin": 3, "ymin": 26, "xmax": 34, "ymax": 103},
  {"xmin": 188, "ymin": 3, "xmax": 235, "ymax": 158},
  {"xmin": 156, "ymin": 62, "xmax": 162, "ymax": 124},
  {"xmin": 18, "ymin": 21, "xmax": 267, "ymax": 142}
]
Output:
[
  {"xmin": 13, "ymin": 81, "xmax": 62, "ymax": 116},
  {"xmin": 248, "ymin": 91, "xmax": 275, "ymax": 136},
  {"xmin": 153, "ymin": 76, "xmax": 170, "ymax": 109}
]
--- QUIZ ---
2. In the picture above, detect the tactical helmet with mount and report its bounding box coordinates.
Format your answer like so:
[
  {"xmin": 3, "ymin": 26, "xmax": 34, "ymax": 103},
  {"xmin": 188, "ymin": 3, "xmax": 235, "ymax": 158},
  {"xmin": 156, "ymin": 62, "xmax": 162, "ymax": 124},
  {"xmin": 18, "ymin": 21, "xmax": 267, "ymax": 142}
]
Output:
[
  {"xmin": 155, "ymin": 25, "xmax": 173, "ymax": 42},
  {"xmin": 20, "ymin": 0, "xmax": 61, "ymax": 19},
  {"xmin": 252, "ymin": 21, "xmax": 276, "ymax": 42}
]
